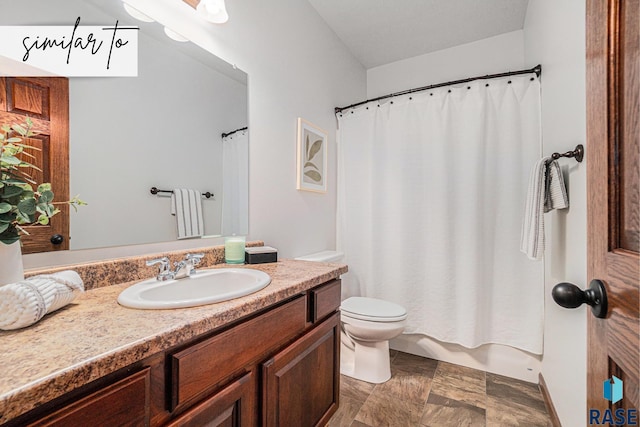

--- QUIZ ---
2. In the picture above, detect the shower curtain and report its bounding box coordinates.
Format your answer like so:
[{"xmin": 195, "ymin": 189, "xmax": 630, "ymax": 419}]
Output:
[
  {"xmin": 221, "ymin": 129, "xmax": 249, "ymax": 236},
  {"xmin": 336, "ymin": 74, "xmax": 544, "ymax": 354}
]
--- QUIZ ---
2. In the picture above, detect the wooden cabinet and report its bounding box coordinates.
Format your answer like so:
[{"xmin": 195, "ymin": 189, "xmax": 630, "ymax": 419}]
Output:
[{"xmin": 8, "ymin": 279, "xmax": 341, "ymax": 427}]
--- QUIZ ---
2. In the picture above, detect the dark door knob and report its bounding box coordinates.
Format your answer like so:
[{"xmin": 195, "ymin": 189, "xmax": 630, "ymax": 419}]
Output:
[
  {"xmin": 552, "ymin": 279, "xmax": 608, "ymax": 318},
  {"xmin": 50, "ymin": 234, "xmax": 64, "ymax": 245}
]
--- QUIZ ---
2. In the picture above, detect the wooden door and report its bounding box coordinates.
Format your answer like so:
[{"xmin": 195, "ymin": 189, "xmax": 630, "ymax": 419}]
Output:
[
  {"xmin": 586, "ymin": 0, "xmax": 639, "ymax": 419},
  {"xmin": 0, "ymin": 77, "xmax": 70, "ymax": 253}
]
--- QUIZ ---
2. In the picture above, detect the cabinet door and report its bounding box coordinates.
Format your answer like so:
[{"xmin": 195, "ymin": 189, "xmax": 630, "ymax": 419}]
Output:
[
  {"xmin": 262, "ymin": 312, "xmax": 340, "ymax": 427},
  {"xmin": 165, "ymin": 371, "xmax": 256, "ymax": 427}
]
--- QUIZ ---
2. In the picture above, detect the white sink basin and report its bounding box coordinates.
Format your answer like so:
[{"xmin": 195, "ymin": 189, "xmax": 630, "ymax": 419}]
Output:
[{"xmin": 117, "ymin": 268, "xmax": 271, "ymax": 309}]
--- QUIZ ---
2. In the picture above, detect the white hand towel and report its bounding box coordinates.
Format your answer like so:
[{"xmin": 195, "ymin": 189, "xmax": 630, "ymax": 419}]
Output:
[
  {"xmin": 520, "ymin": 158, "xmax": 570, "ymax": 260},
  {"xmin": 0, "ymin": 270, "xmax": 84, "ymax": 330},
  {"xmin": 171, "ymin": 189, "xmax": 204, "ymax": 240}
]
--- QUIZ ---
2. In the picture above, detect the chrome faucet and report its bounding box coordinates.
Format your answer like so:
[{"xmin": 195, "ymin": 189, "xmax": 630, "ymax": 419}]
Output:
[
  {"xmin": 172, "ymin": 253, "xmax": 205, "ymax": 280},
  {"xmin": 146, "ymin": 253, "xmax": 204, "ymax": 281}
]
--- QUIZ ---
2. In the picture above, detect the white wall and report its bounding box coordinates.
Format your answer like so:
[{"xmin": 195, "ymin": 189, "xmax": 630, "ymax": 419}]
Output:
[
  {"xmin": 367, "ymin": 31, "xmax": 525, "ymax": 98},
  {"xmin": 22, "ymin": 0, "xmax": 366, "ymax": 268},
  {"xmin": 524, "ymin": 1, "xmax": 587, "ymax": 426},
  {"xmin": 365, "ymin": 29, "xmax": 542, "ymax": 383}
]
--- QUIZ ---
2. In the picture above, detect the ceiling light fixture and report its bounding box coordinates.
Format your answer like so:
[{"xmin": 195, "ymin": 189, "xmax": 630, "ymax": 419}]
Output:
[
  {"xmin": 122, "ymin": 2, "xmax": 155, "ymax": 23},
  {"xmin": 196, "ymin": 0, "xmax": 229, "ymax": 24},
  {"xmin": 163, "ymin": 26, "xmax": 189, "ymax": 42}
]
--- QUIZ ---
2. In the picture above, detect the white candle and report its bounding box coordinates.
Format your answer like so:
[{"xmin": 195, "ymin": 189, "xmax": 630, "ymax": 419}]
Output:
[{"xmin": 225, "ymin": 236, "xmax": 245, "ymax": 264}]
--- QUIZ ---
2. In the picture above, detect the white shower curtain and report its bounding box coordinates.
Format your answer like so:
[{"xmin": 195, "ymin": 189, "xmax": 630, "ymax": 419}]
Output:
[
  {"xmin": 337, "ymin": 74, "xmax": 544, "ymax": 354},
  {"xmin": 221, "ymin": 129, "xmax": 249, "ymax": 236}
]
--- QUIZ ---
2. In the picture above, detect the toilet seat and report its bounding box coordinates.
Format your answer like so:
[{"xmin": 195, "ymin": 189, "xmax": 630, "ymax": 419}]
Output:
[{"xmin": 341, "ymin": 297, "xmax": 407, "ymax": 322}]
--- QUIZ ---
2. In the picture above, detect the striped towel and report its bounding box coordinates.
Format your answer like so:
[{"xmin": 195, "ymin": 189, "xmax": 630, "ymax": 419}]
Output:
[
  {"xmin": 0, "ymin": 271, "xmax": 84, "ymax": 330},
  {"xmin": 171, "ymin": 189, "xmax": 204, "ymax": 239},
  {"xmin": 520, "ymin": 158, "xmax": 569, "ymax": 260}
]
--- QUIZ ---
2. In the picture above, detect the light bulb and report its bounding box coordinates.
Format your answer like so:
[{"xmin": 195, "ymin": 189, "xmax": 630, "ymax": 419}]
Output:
[
  {"xmin": 205, "ymin": 1, "xmax": 222, "ymax": 15},
  {"xmin": 197, "ymin": 0, "xmax": 229, "ymax": 24},
  {"xmin": 163, "ymin": 27, "xmax": 189, "ymax": 42},
  {"xmin": 122, "ymin": 2, "xmax": 154, "ymax": 23}
]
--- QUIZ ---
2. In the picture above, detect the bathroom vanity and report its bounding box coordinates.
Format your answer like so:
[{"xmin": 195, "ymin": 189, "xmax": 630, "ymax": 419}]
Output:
[{"xmin": 0, "ymin": 259, "xmax": 346, "ymax": 426}]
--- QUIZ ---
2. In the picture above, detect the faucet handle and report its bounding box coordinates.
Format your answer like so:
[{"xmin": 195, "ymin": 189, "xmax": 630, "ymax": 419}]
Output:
[
  {"xmin": 146, "ymin": 257, "xmax": 170, "ymax": 269},
  {"xmin": 185, "ymin": 253, "xmax": 204, "ymax": 266},
  {"xmin": 146, "ymin": 257, "xmax": 173, "ymax": 281}
]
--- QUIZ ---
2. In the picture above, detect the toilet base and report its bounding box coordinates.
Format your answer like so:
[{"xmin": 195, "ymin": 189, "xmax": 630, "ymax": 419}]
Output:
[{"xmin": 340, "ymin": 332, "xmax": 392, "ymax": 384}]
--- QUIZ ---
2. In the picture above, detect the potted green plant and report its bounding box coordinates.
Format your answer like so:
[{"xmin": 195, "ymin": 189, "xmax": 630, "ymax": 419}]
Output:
[{"xmin": 0, "ymin": 118, "xmax": 84, "ymax": 284}]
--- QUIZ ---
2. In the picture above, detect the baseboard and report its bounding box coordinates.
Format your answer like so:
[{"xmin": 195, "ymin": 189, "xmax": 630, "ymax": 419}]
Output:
[{"xmin": 538, "ymin": 373, "xmax": 562, "ymax": 427}]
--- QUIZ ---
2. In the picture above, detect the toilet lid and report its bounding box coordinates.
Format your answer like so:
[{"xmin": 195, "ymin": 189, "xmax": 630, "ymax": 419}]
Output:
[{"xmin": 341, "ymin": 297, "xmax": 407, "ymax": 322}]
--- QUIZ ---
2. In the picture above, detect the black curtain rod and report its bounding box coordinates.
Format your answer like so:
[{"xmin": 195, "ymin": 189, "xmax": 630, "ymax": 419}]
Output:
[
  {"xmin": 335, "ymin": 64, "xmax": 542, "ymax": 114},
  {"xmin": 221, "ymin": 126, "xmax": 248, "ymax": 139}
]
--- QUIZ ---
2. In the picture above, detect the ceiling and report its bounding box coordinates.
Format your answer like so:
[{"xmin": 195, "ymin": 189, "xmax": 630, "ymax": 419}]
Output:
[{"xmin": 307, "ymin": 0, "xmax": 529, "ymax": 69}]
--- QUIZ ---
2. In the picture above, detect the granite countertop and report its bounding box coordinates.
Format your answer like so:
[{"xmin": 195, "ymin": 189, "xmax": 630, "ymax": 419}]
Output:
[{"xmin": 0, "ymin": 259, "xmax": 348, "ymax": 423}]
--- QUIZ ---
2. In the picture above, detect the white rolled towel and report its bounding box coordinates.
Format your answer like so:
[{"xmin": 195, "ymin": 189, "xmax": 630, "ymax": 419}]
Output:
[{"xmin": 0, "ymin": 271, "xmax": 84, "ymax": 330}]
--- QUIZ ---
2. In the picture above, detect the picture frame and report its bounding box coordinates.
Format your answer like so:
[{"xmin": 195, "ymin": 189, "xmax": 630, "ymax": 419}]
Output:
[{"xmin": 296, "ymin": 117, "xmax": 328, "ymax": 193}]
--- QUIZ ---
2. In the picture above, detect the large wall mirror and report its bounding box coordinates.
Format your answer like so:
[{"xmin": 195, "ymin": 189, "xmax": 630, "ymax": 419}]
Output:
[{"xmin": 3, "ymin": 0, "xmax": 249, "ymax": 252}]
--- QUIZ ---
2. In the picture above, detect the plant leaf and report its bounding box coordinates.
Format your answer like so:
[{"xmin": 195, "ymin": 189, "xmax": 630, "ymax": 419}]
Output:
[
  {"xmin": 12, "ymin": 124, "xmax": 27, "ymax": 135},
  {"xmin": 39, "ymin": 190, "xmax": 54, "ymax": 203},
  {"xmin": 304, "ymin": 170, "xmax": 322, "ymax": 182},
  {"xmin": 0, "ymin": 202, "xmax": 11, "ymax": 214},
  {"xmin": 16, "ymin": 210, "xmax": 34, "ymax": 223},
  {"xmin": 37, "ymin": 214, "xmax": 49, "ymax": 225},
  {"xmin": 0, "ymin": 185, "xmax": 23, "ymax": 199},
  {"xmin": 2, "ymin": 155, "xmax": 21, "ymax": 165},
  {"xmin": 304, "ymin": 161, "xmax": 319, "ymax": 171},
  {"xmin": 17, "ymin": 198, "xmax": 37, "ymax": 215},
  {"xmin": 37, "ymin": 183, "xmax": 52, "ymax": 193},
  {"xmin": 16, "ymin": 144, "xmax": 42, "ymax": 152},
  {"xmin": 307, "ymin": 139, "xmax": 323, "ymax": 161},
  {"xmin": 305, "ymin": 135, "xmax": 309, "ymax": 159},
  {"xmin": 36, "ymin": 202, "xmax": 54, "ymax": 216}
]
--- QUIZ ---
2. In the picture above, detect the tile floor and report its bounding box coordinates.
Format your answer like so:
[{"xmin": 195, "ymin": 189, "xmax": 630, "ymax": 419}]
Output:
[{"xmin": 327, "ymin": 350, "xmax": 552, "ymax": 427}]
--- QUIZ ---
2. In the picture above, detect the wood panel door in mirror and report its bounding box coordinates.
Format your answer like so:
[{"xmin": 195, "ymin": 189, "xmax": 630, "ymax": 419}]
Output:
[{"xmin": 0, "ymin": 77, "xmax": 70, "ymax": 253}]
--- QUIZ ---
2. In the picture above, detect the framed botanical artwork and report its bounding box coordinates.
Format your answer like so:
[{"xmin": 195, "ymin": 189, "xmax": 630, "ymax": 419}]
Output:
[{"xmin": 296, "ymin": 118, "xmax": 328, "ymax": 193}]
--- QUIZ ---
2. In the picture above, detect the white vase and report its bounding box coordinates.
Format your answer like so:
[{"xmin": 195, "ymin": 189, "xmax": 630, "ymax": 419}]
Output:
[{"xmin": 0, "ymin": 241, "xmax": 24, "ymax": 285}]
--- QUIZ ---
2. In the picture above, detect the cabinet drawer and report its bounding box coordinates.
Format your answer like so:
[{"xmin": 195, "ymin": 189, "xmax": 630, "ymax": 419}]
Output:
[
  {"xmin": 171, "ymin": 295, "xmax": 307, "ymax": 410},
  {"xmin": 309, "ymin": 280, "xmax": 341, "ymax": 323},
  {"xmin": 30, "ymin": 368, "xmax": 150, "ymax": 427}
]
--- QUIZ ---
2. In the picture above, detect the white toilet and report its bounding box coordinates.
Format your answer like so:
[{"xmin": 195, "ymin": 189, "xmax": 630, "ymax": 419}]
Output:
[
  {"xmin": 294, "ymin": 250, "xmax": 408, "ymax": 384},
  {"xmin": 340, "ymin": 297, "xmax": 407, "ymax": 383}
]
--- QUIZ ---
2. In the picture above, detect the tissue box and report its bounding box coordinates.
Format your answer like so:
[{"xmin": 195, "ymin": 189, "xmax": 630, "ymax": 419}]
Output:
[{"xmin": 245, "ymin": 246, "xmax": 278, "ymax": 264}]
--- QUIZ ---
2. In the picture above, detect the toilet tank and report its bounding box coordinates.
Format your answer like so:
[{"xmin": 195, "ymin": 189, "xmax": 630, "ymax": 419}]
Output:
[{"xmin": 294, "ymin": 250, "xmax": 344, "ymax": 262}]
